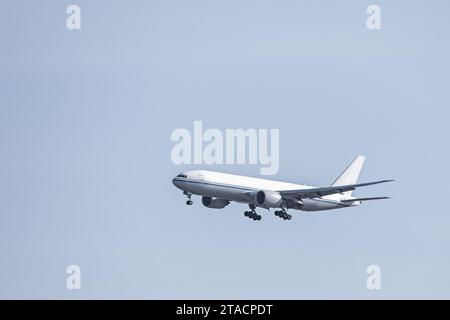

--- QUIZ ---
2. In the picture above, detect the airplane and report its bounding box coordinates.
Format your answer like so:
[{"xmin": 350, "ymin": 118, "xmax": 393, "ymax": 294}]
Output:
[{"xmin": 172, "ymin": 156, "xmax": 393, "ymax": 221}]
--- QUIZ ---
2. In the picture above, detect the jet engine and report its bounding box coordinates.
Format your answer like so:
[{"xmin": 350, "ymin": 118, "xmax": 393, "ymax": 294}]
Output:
[
  {"xmin": 295, "ymin": 199, "xmax": 304, "ymax": 208},
  {"xmin": 202, "ymin": 196, "xmax": 230, "ymax": 209},
  {"xmin": 255, "ymin": 190, "xmax": 283, "ymax": 208}
]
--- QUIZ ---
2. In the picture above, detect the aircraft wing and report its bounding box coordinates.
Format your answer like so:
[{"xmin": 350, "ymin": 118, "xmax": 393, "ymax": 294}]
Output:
[{"xmin": 279, "ymin": 180, "xmax": 394, "ymax": 200}]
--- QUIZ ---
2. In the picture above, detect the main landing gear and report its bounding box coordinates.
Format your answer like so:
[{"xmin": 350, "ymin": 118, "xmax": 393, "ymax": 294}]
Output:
[
  {"xmin": 184, "ymin": 191, "xmax": 193, "ymax": 205},
  {"xmin": 244, "ymin": 204, "xmax": 261, "ymax": 221},
  {"xmin": 274, "ymin": 209, "xmax": 292, "ymax": 220}
]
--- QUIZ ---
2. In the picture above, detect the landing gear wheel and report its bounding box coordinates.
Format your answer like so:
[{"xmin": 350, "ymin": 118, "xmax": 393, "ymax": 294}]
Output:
[
  {"xmin": 184, "ymin": 192, "xmax": 193, "ymax": 205},
  {"xmin": 245, "ymin": 208, "xmax": 261, "ymax": 221},
  {"xmin": 276, "ymin": 210, "xmax": 291, "ymax": 220}
]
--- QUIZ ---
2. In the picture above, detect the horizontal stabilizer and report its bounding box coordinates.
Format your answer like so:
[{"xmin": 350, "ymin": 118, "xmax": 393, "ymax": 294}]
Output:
[{"xmin": 341, "ymin": 196, "xmax": 390, "ymax": 203}]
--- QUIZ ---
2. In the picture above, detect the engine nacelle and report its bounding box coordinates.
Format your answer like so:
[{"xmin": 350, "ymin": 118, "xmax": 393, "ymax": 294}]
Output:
[
  {"xmin": 255, "ymin": 190, "xmax": 283, "ymax": 208},
  {"xmin": 202, "ymin": 196, "xmax": 230, "ymax": 209}
]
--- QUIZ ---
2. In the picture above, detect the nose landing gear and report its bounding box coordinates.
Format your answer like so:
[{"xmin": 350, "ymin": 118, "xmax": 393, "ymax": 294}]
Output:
[{"xmin": 184, "ymin": 191, "xmax": 193, "ymax": 205}]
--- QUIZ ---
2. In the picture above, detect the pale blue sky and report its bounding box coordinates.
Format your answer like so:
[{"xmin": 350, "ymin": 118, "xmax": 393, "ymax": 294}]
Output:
[{"xmin": 0, "ymin": 1, "xmax": 449, "ymax": 299}]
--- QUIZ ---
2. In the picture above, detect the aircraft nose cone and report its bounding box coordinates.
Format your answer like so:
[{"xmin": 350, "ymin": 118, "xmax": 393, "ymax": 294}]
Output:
[{"xmin": 172, "ymin": 177, "xmax": 181, "ymax": 188}]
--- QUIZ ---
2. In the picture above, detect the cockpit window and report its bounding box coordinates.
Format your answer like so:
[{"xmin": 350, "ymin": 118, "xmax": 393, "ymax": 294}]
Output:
[{"xmin": 177, "ymin": 174, "xmax": 187, "ymax": 178}]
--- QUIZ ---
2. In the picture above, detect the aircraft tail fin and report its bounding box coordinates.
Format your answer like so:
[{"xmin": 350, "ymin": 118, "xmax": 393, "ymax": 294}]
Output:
[{"xmin": 331, "ymin": 155, "xmax": 365, "ymax": 196}]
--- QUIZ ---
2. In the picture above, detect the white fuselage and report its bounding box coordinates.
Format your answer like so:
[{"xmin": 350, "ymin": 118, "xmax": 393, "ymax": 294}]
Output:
[{"xmin": 172, "ymin": 170, "xmax": 360, "ymax": 211}]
